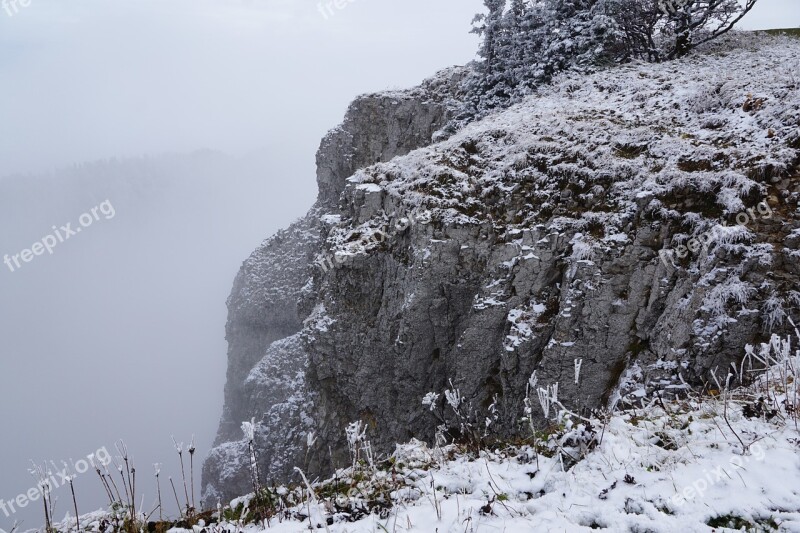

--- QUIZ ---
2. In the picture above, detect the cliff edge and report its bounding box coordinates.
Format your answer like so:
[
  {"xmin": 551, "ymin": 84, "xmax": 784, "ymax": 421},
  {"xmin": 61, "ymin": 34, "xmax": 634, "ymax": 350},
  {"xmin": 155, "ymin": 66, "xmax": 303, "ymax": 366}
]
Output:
[{"xmin": 203, "ymin": 35, "xmax": 800, "ymax": 506}]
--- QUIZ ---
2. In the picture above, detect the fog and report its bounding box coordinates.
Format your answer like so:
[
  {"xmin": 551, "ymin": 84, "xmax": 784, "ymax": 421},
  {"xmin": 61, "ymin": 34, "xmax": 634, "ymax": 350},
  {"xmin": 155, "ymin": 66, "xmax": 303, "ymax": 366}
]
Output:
[{"xmin": 0, "ymin": 0, "xmax": 795, "ymax": 530}]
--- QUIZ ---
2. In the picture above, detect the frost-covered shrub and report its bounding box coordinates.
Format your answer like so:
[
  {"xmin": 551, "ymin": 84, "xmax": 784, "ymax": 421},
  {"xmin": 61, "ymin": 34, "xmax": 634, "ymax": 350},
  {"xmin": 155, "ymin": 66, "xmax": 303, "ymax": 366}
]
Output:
[
  {"xmin": 459, "ymin": 0, "xmax": 761, "ymax": 123},
  {"xmin": 462, "ymin": 0, "xmax": 624, "ymax": 119}
]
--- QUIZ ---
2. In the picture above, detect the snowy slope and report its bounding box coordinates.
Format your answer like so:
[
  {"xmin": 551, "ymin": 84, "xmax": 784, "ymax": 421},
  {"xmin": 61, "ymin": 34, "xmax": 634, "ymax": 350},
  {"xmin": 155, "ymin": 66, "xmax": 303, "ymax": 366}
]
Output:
[{"xmin": 48, "ymin": 329, "xmax": 800, "ymax": 532}]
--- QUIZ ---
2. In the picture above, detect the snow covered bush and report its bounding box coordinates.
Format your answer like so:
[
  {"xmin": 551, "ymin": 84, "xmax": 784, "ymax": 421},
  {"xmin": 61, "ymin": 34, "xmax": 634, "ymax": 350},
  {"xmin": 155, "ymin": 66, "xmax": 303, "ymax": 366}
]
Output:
[
  {"xmin": 459, "ymin": 0, "xmax": 761, "ymax": 122},
  {"xmin": 463, "ymin": 0, "xmax": 624, "ymax": 117},
  {"xmin": 422, "ymin": 381, "xmax": 496, "ymax": 451},
  {"xmin": 657, "ymin": 0, "xmax": 759, "ymax": 59}
]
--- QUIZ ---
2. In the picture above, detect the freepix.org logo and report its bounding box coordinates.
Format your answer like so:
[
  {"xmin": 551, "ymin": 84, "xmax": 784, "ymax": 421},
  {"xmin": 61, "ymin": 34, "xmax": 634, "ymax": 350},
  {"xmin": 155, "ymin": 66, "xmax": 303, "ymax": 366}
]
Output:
[
  {"xmin": 3, "ymin": 199, "xmax": 116, "ymax": 273},
  {"xmin": 2, "ymin": 0, "xmax": 32, "ymax": 18},
  {"xmin": 659, "ymin": 200, "xmax": 772, "ymax": 271},
  {"xmin": 0, "ymin": 446, "xmax": 111, "ymax": 524},
  {"xmin": 671, "ymin": 443, "xmax": 767, "ymax": 506}
]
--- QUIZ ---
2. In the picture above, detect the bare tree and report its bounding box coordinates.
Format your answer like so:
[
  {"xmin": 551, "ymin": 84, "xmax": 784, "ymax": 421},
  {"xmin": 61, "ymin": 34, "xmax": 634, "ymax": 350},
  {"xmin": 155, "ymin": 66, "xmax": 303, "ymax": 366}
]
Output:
[{"xmin": 659, "ymin": 0, "xmax": 760, "ymax": 58}]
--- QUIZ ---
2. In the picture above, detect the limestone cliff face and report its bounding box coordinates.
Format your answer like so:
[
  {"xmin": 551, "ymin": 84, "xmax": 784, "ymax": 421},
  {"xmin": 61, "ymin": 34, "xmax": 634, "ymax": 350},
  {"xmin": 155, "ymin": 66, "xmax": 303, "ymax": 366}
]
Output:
[
  {"xmin": 202, "ymin": 67, "xmax": 467, "ymax": 505},
  {"xmin": 203, "ymin": 36, "xmax": 800, "ymax": 506}
]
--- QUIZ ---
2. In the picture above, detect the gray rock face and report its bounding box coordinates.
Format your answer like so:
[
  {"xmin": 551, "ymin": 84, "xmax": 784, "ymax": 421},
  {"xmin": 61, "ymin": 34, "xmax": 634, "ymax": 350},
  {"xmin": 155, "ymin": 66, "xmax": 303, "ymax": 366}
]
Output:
[
  {"xmin": 203, "ymin": 37, "xmax": 800, "ymax": 506},
  {"xmin": 202, "ymin": 68, "xmax": 466, "ymax": 506},
  {"xmin": 316, "ymin": 66, "xmax": 467, "ymax": 208}
]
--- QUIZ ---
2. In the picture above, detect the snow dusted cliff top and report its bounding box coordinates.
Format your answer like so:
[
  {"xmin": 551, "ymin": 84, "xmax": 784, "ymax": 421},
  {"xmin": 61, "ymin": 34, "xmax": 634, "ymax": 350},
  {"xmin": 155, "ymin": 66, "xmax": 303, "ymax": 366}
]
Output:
[
  {"xmin": 331, "ymin": 32, "xmax": 800, "ymax": 363},
  {"xmin": 348, "ymin": 33, "xmax": 798, "ymax": 225}
]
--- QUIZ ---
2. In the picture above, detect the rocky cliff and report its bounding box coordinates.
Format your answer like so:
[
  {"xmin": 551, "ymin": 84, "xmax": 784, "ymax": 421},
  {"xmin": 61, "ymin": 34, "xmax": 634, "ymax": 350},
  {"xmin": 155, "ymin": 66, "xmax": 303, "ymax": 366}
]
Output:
[
  {"xmin": 202, "ymin": 67, "xmax": 467, "ymax": 504},
  {"xmin": 203, "ymin": 35, "xmax": 800, "ymax": 506}
]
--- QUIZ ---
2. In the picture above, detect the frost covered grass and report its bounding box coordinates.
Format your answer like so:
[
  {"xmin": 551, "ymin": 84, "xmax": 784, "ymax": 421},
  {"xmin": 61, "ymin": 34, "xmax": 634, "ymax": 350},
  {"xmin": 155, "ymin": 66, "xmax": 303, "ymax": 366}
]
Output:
[
  {"xmin": 345, "ymin": 32, "xmax": 799, "ymax": 237},
  {"xmin": 24, "ymin": 439, "xmax": 208, "ymax": 533},
  {"xmin": 40, "ymin": 332, "xmax": 800, "ymax": 532}
]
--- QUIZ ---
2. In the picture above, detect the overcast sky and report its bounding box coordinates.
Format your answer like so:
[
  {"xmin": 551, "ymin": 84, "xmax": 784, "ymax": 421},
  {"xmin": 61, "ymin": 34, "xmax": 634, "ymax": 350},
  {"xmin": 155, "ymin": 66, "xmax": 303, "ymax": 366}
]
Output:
[
  {"xmin": 0, "ymin": 0, "xmax": 485, "ymax": 177},
  {"xmin": 0, "ymin": 0, "xmax": 796, "ymax": 530},
  {"xmin": 0, "ymin": 0, "xmax": 795, "ymax": 177}
]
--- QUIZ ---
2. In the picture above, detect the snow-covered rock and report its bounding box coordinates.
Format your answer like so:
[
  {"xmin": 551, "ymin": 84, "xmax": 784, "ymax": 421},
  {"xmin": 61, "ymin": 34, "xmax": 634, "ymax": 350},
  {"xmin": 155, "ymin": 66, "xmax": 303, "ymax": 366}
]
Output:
[{"xmin": 204, "ymin": 33, "xmax": 800, "ymax": 508}]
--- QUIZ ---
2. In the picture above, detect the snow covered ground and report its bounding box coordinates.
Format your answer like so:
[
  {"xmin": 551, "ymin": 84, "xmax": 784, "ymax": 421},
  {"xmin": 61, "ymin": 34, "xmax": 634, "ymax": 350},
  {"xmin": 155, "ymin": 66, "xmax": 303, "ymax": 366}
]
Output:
[
  {"xmin": 215, "ymin": 388, "xmax": 800, "ymax": 531},
  {"xmin": 47, "ymin": 332, "xmax": 800, "ymax": 532}
]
